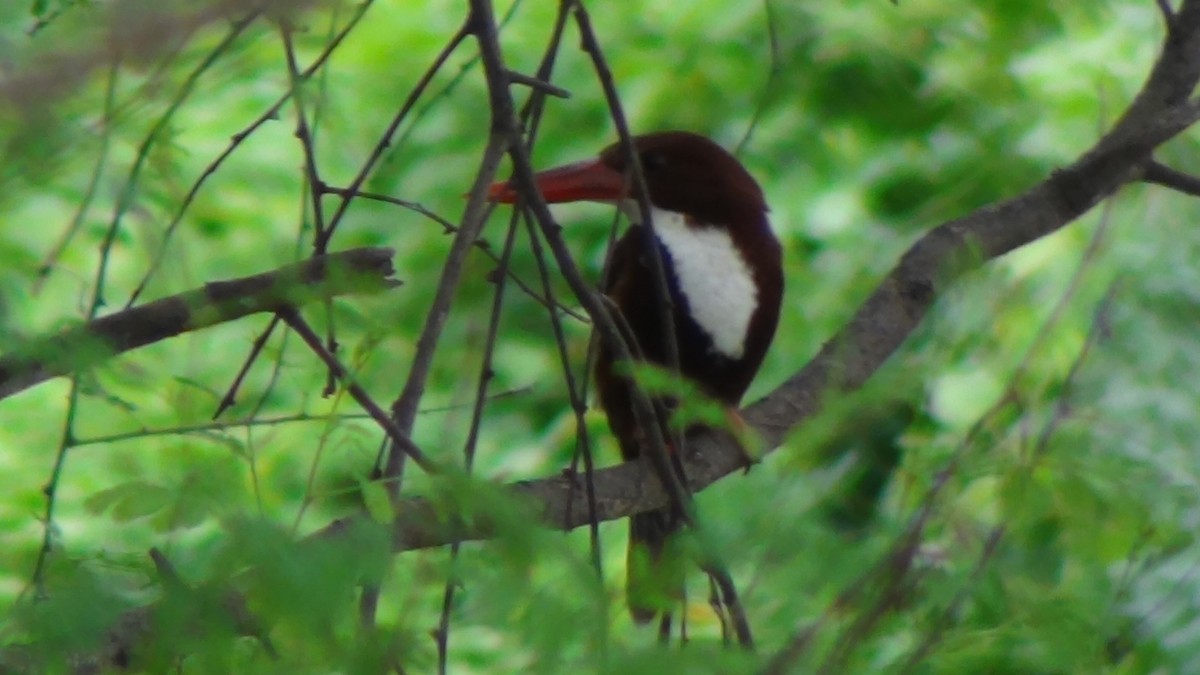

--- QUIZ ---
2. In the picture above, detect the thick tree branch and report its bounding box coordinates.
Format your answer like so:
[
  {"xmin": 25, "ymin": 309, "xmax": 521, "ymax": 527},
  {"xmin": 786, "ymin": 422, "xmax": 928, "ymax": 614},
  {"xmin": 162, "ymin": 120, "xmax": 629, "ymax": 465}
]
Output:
[
  {"xmin": 0, "ymin": 247, "xmax": 400, "ymax": 401},
  {"xmin": 318, "ymin": 0, "xmax": 1200, "ymax": 554}
]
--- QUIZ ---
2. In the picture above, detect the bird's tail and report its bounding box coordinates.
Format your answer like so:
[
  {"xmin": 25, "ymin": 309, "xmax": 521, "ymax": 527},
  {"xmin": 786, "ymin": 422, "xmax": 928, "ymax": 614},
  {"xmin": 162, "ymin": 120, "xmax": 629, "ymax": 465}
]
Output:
[{"xmin": 626, "ymin": 506, "xmax": 686, "ymax": 624}]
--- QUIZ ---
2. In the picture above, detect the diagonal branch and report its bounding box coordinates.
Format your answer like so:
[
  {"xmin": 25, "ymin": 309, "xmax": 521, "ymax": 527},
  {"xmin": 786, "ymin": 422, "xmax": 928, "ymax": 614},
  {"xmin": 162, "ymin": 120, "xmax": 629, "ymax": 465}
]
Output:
[
  {"xmin": 1142, "ymin": 159, "xmax": 1200, "ymax": 196},
  {"xmin": 277, "ymin": 308, "xmax": 438, "ymax": 474},
  {"xmin": 0, "ymin": 247, "xmax": 400, "ymax": 401}
]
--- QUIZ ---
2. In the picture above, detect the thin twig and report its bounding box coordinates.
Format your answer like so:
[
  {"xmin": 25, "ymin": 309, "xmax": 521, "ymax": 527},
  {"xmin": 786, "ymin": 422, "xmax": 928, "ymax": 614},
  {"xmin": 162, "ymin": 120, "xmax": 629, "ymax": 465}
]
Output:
[
  {"xmin": 353, "ymin": 15, "xmax": 475, "ymax": 635},
  {"xmin": 377, "ymin": 133, "xmax": 510, "ymax": 487},
  {"xmin": 390, "ymin": 0, "xmax": 524, "ymax": 155},
  {"xmin": 34, "ymin": 61, "xmax": 120, "ymax": 294},
  {"xmin": 280, "ymin": 19, "xmax": 341, "ymax": 398},
  {"xmin": 67, "ymin": 385, "xmax": 532, "ymax": 449},
  {"xmin": 150, "ymin": 3, "xmax": 378, "ymax": 420},
  {"xmin": 503, "ymin": 68, "xmax": 571, "ymax": 98},
  {"xmin": 101, "ymin": 10, "xmax": 262, "ymax": 312},
  {"xmin": 525, "ymin": 210, "xmax": 605, "ymax": 568},
  {"xmin": 29, "ymin": 375, "xmax": 80, "ymax": 597},
  {"xmin": 516, "ymin": 0, "xmax": 604, "ymax": 572},
  {"xmin": 735, "ymin": 0, "xmax": 783, "ymax": 155},
  {"xmin": 213, "ymin": 315, "xmax": 280, "ymax": 419},
  {"xmin": 126, "ymin": 0, "xmax": 376, "ymax": 307},
  {"xmin": 314, "ymin": 22, "xmax": 471, "ymax": 252},
  {"xmin": 1142, "ymin": 159, "xmax": 1200, "ymax": 196},
  {"xmin": 435, "ymin": 205, "xmax": 522, "ymax": 675},
  {"xmin": 322, "ymin": 186, "xmax": 588, "ymax": 322},
  {"xmin": 280, "ymin": 22, "xmax": 330, "ymax": 250},
  {"xmin": 276, "ymin": 307, "xmax": 438, "ymax": 474},
  {"xmin": 571, "ymin": 2, "xmax": 689, "ymax": 498}
]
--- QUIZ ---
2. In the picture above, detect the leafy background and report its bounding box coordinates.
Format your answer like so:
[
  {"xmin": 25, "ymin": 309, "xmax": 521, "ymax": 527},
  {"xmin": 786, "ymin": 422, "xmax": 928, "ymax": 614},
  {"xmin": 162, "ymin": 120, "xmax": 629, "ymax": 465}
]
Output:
[{"xmin": 2, "ymin": 0, "xmax": 1200, "ymax": 672}]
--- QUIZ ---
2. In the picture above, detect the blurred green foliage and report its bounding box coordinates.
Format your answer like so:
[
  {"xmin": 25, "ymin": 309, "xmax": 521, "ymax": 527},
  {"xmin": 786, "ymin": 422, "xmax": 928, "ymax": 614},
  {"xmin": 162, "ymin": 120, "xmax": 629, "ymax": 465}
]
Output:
[{"xmin": 2, "ymin": 0, "xmax": 1199, "ymax": 672}]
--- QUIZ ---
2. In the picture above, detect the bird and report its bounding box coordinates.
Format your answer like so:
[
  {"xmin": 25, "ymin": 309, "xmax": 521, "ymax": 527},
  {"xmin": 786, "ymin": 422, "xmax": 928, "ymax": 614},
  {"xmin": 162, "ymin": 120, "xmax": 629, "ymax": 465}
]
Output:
[{"xmin": 487, "ymin": 131, "xmax": 783, "ymax": 624}]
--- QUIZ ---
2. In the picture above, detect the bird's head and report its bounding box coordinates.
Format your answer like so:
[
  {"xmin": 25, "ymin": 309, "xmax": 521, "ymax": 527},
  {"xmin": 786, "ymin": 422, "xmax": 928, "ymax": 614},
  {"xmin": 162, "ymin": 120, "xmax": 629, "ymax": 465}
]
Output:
[{"xmin": 488, "ymin": 131, "xmax": 767, "ymax": 226}]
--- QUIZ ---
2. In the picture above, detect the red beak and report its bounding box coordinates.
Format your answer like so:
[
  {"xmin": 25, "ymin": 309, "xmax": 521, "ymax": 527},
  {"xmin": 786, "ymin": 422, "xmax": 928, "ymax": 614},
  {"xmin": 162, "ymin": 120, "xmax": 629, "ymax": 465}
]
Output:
[{"xmin": 487, "ymin": 159, "xmax": 627, "ymax": 204}]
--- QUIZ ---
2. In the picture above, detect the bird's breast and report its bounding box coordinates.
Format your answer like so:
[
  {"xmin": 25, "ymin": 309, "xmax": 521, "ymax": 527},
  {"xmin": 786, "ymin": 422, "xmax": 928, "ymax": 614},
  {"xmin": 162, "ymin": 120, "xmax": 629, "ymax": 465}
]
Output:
[{"xmin": 646, "ymin": 206, "xmax": 758, "ymax": 360}]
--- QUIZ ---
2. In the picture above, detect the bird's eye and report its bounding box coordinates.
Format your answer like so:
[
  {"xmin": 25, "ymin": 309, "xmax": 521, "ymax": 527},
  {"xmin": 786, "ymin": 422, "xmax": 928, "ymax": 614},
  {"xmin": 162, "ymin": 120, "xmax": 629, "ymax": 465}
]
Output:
[{"xmin": 641, "ymin": 152, "xmax": 667, "ymax": 173}]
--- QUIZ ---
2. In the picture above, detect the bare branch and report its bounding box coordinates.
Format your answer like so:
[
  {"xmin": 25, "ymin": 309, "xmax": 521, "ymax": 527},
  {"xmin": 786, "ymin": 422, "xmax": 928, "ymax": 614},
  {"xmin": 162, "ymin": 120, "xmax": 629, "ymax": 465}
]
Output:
[
  {"xmin": 503, "ymin": 68, "xmax": 571, "ymax": 98},
  {"xmin": 276, "ymin": 307, "xmax": 439, "ymax": 474},
  {"xmin": 377, "ymin": 127, "xmax": 509, "ymax": 485},
  {"xmin": 0, "ymin": 247, "xmax": 400, "ymax": 401},
  {"xmin": 1142, "ymin": 159, "xmax": 1200, "ymax": 195}
]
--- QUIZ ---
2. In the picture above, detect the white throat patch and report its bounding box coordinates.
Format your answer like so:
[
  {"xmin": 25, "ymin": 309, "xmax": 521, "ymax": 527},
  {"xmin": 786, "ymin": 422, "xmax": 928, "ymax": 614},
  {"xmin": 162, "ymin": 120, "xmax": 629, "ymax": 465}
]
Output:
[{"xmin": 638, "ymin": 205, "xmax": 758, "ymax": 359}]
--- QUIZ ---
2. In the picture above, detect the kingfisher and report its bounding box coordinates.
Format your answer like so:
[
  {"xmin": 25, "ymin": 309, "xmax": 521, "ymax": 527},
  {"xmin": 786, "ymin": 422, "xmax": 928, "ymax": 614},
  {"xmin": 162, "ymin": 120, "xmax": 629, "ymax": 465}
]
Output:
[{"xmin": 488, "ymin": 131, "xmax": 783, "ymax": 623}]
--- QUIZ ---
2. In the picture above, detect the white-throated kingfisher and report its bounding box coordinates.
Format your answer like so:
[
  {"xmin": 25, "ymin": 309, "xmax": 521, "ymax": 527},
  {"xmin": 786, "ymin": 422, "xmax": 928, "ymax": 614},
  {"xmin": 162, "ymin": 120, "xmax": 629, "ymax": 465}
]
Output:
[{"xmin": 488, "ymin": 131, "xmax": 783, "ymax": 623}]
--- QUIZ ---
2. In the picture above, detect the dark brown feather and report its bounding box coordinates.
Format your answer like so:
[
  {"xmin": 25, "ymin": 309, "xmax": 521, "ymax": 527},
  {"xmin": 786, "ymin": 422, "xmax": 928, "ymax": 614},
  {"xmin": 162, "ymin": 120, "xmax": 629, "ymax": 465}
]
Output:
[{"xmin": 591, "ymin": 132, "xmax": 783, "ymax": 623}]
